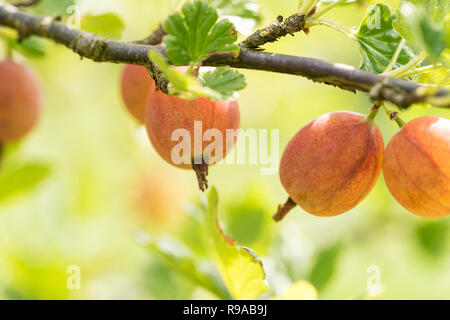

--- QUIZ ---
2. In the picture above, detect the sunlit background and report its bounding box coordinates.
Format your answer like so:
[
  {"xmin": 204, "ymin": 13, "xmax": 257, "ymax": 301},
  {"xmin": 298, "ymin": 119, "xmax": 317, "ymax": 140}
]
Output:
[{"xmin": 0, "ymin": 0, "xmax": 449, "ymax": 300}]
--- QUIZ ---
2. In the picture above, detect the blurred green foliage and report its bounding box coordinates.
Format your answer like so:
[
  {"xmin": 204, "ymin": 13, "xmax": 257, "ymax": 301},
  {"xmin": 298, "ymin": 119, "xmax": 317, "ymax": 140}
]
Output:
[{"xmin": 0, "ymin": 0, "xmax": 449, "ymax": 300}]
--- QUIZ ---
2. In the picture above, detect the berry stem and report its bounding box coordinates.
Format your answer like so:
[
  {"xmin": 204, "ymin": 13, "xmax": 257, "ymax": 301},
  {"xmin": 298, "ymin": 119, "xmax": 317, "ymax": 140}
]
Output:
[{"xmin": 273, "ymin": 197, "xmax": 297, "ymax": 222}]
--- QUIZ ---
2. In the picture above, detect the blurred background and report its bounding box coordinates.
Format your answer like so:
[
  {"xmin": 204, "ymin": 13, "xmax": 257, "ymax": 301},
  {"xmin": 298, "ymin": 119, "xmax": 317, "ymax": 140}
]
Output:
[{"xmin": 0, "ymin": 0, "xmax": 449, "ymax": 300}]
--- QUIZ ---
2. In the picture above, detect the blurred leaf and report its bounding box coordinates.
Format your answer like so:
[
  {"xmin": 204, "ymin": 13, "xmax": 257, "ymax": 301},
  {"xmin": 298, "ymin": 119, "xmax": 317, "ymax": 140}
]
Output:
[
  {"xmin": 0, "ymin": 164, "xmax": 51, "ymax": 201},
  {"xmin": 163, "ymin": 0, "xmax": 239, "ymax": 66},
  {"xmin": 403, "ymin": 0, "xmax": 449, "ymax": 24},
  {"xmin": 0, "ymin": 29, "xmax": 47, "ymax": 58},
  {"xmin": 149, "ymin": 50, "xmax": 221, "ymax": 100},
  {"xmin": 393, "ymin": 1, "xmax": 448, "ymax": 61},
  {"xmin": 199, "ymin": 66, "xmax": 246, "ymax": 99},
  {"xmin": 144, "ymin": 236, "xmax": 230, "ymax": 299},
  {"xmin": 207, "ymin": 0, "xmax": 262, "ymax": 34},
  {"xmin": 416, "ymin": 221, "xmax": 449, "ymax": 257},
  {"xmin": 207, "ymin": 0, "xmax": 261, "ymax": 23},
  {"xmin": 31, "ymin": 0, "xmax": 75, "ymax": 16},
  {"xmin": 356, "ymin": 4, "xmax": 415, "ymax": 73},
  {"xmin": 277, "ymin": 280, "xmax": 318, "ymax": 300},
  {"xmin": 202, "ymin": 187, "xmax": 269, "ymax": 300},
  {"xmin": 0, "ymin": 141, "xmax": 21, "ymax": 160},
  {"xmin": 308, "ymin": 242, "xmax": 341, "ymax": 292},
  {"xmin": 16, "ymin": 36, "xmax": 47, "ymax": 58},
  {"xmin": 81, "ymin": 13, "xmax": 125, "ymax": 40}
]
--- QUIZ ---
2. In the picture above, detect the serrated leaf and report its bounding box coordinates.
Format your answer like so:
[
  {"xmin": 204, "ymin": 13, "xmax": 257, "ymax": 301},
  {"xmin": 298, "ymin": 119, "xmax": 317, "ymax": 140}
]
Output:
[
  {"xmin": 163, "ymin": 0, "xmax": 239, "ymax": 66},
  {"xmin": 308, "ymin": 243, "xmax": 341, "ymax": 292},
  {"xmin": 199, "ymin": 66, "xmax": 246, "ymax": 99},
  {"xmin": 81, "ymin": 13, "xmax": 125, "ymax": 40},
  {"xmin": 0, "ymin": 164, "xmax": 51, "ymax": 201},
  {"xmin": 31, "ymin": 0, "xmax": 76, "ymax": 16},
  {"xmin": 201, "ymin": 187, "xmax": 269, "ymax": 300},
  {"xmin": 356, "ymin": 4, "xmax": 415, "ymax": 73},
  {"xmin": 17, "ymin": 36, "xmax": 47, "ymax": 58},
  {"xmin": 149, "ymin": 50, "xmax": 221, "ymax": 100}
]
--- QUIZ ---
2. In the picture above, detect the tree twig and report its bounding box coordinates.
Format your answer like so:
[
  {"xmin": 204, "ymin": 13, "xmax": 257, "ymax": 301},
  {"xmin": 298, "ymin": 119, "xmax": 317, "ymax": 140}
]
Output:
[{"xmin": 0, "ymin": 4, "xmax": 448, "ymax": 108}]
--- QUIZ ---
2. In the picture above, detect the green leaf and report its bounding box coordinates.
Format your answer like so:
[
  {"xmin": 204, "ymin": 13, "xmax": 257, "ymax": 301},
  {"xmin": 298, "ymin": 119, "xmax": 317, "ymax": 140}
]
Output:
[
  {"xmin": 0, "ymin": 29, "xmax": 47, "ymax": 58},
  {"xmin": 149, "ymin": 50, "xmax": 221, "ymax": 100},
  {"xmin": 201, "ymin": 187, "xmax": 269, "ymax": 300},
  {"xmin": 17, "ymin": 36, "xmax": 47, "ymax": 57},
  {"xmin": 0, "ymin": 164, "xmax": 51, "ymax": 201},
  {"xmin": 199, "ymin": 66, "xmax": 246, "ymax": 99},
  {"xmin": 416, "ymin": 221, "xmax": 449, "ymax": 257},
  {"xmin": 31, "ymin": 0, "xmax": 76, "ymax": 16},
  {"xmin": 356, "ymin": 4, "xmax": 415, "ymax": 73},
  {"xmin": 308, "ymin": 242, "xmax": 341, "ymax": 292},
  {"xmin": 81, "ymin": 13, "xmax": 125, "ymax": 40},
  {"xmin": 393, "ymin": 1, "xmax": 448, "ymax": 61},
  {"xmin": 208, "ymin": 0, "xmax": 261, "ymax": 22},
  {"xmin": 163, "ymin": 0, "xmax": 239, "ymax": 66}
]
